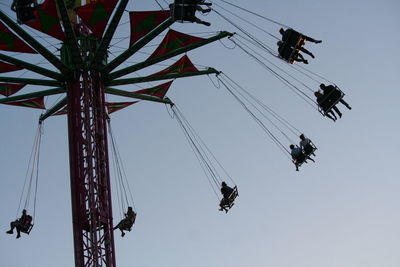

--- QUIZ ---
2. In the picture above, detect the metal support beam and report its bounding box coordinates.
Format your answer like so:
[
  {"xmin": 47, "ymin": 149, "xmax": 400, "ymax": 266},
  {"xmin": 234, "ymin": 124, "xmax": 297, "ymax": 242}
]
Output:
[
  {"xmin": 67, "ymin": 71, "xmax": 116, "ymax": 267},
  {"xmin": 0, "ymin": 52, "xmax": 62, "ymax": 80},
  {"xmin": 107, "ymin": 31, "xmax": 233, "ymax": 80},
  {"xmin": 39, "ymin": 96, "xmax": 67, "ymax": 122},
  {"xmin": 0, "ymin": 87, "xmax": 65, "ymax": 104},
  {"xmin": 0, "ymin": 10, "xmax": 70, "ymax": 74},
  {"xmin": 102, "ymin": 18, "xmax": 174, "ymax": 74},
  {"xmin": 0, "ymin": 76, "xmax": 60, "ymax": 86},
  {"xmin": 90, "ymin": 0, "xmax": 129, "ymax": 70},
  {"xmin": 55, "ymin": 0, "xmax": 83, "ymax": 68},
  {"xmin": 106, "ymin": 87, "xmax": 173, "ymax": 104},
  {"xmin": 107, "ymin": 68, "xmax": 220, "ymax": 86}
]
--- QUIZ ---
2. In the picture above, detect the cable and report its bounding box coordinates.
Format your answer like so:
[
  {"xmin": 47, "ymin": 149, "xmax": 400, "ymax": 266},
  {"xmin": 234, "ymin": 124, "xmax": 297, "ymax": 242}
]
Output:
[
  {"xmin": 221, "ymin": 74, "xmax": 302, "ymax": 136},
  {"xmin": 217, "ymin": 0, "xmax": 291, "ymax": 28},
  {"xmin": 212, "ymin": 2, "xmax": 280, "ymax": 40},
  {"xmin": 218, "ymin": 78, "xmax": 291, "ymax": 159},
  {"xmin": 230, "ymin": 37, "xmax": 318, "ymax": 109}
]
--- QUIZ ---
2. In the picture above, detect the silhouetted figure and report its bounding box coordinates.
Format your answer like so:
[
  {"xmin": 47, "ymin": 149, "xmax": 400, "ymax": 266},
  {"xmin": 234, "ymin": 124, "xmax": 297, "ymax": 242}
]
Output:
[
  {"xmin": 219, "ymin": 181, "xmax": 235, "ymax": 213},
  {"xmin": 279, "ymin": 28, "xmax": 322, "ymax": 44},
  {"xmin": 277, "ymin": 28, "xmax": 321, "ymax": 63},
  {"xmin": 113, "ymin": 207, "xmax": 136, "ymax": 237},
  {"xmin": 290, "ymin": 144, "xmax": 314, "ymax": 171},
  {"xmin": 299, "ymin": 134, "xmax": 316, "ymax": 157},
  {"xmin": 320, "ymin": 84, "xmax": 352, "ymax": 110},
  {"xmin": 277, "ymin": 41, "xmax": 309, "ymax": 64},
  {"xmin": 6, "ymin": 209, "xmax": 32, "ymax": 239},
  {"xmin": 314, "ymin": 91, "xmax": 338, "ymax": 121},
  {"xmin": 171, "ymin": 0, "xmax": 212, "ymax": 26}
]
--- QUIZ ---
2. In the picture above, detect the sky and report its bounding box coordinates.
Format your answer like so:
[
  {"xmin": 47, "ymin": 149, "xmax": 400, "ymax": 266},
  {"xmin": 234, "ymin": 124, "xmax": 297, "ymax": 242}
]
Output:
[{"xmin": 1, "ymin": 0, "xmax": 400, "ymax": 267}]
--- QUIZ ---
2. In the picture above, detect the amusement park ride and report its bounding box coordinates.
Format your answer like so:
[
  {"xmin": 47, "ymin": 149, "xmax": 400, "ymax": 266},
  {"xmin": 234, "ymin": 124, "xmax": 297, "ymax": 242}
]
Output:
[{"xmin": 0, "ymin": 0, "xmax": 350, "ymax": 266}]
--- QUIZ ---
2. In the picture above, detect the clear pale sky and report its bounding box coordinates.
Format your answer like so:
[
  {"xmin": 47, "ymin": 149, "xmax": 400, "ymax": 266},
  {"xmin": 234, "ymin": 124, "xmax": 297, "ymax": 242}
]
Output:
[{"xmin": 1, "ymin": 0, "xmax": 399, "ymax": 267}]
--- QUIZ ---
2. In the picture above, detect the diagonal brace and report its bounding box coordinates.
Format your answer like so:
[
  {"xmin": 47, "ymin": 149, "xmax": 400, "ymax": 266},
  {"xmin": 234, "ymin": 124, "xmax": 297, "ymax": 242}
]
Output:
[
  {"xmin": 102, "ymin": 18, "xmax": 174, "ymax": 74},
  {"xmin": 0, "ymin": 87, "xmax": 65, "ymax": 104},
  {"xmin": 0, "ymin": 76, "xmax": 60, "ymax": 86},
  {"xmin": 0, "ymin": 10, "xmax": 70, "ymax": 74},
  {"xmin": 106, "ymin": 87, "xmax": 173, "ymax": 104},
  {"xmin": 39, "ymin": 96, "xmax": 67, "ymax": 122},
  {"xmin": 107, "ymin": 31, "xmax": 233, "ymax": 80},
  {"xmin": 0, "ymin": 52, "xmax": 62, "ymax": 80},
  {"xmin": 107, "ymin": 68, "xmax": 220, "ymax": 86},
  {"xmin": 55, "ymin": 0, "xmax": 83, "ymax": 68},
  {"xmin": 90, "ymin": 0, "xmax": 129, "ymax": 70}
]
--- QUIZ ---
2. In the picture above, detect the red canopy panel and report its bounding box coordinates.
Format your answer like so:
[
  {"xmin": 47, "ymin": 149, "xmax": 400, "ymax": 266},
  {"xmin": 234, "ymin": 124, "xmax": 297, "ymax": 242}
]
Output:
[
  {"xmin": 133, "ymin": 80, "xmax": 173, "ymax": 99},
  {"xmin": 0, "ymin": 21, "xmax": 37, "ymax": 53},
  {"xmin": 75, "ymin": 0, "xmax": 118, "ymax": 38},
  {"xmin": 150, "ymin": 55, "xmax": 198, "ymax": 77},
  {"xmin": 129, "ymin": 10, "xmax": 171, "ymax": 46},
  {"xmin": 2, "ymin": 96, "xmax": 45, "ymax": 109},
  {"xmin": 0, "ymin": 61, "xmax": 23, "ymax": 73},
  {"xmin": 147, "ymin": 30, "xmax": 205, "ymax": 60},
  {"xmin": 106, "ymin": 101, "xmax": 138, "ymax": 114},
  {"xmin": 0, "ymin": 83, "xmax": 26, "ymax": 96},
  {"xmin": 24, "ymin": 0, "xmax": 65, "ymax": 41}
]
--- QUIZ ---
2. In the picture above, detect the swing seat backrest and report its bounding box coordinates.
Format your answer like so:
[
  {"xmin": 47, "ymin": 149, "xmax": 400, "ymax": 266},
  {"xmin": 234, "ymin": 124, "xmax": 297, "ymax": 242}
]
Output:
[
  {"xmin": 15, "ymin": 0, "xmax": 38, "ymax": 24},
  {"xmin": 293, "ymin": 152, "xmax": 307, "ymax": 168},
  {"xmin": 221, "ymin": 186, "xmax": 239, "ymax": 209},
  {"xmin": 20, "ymin": 223, "xmax": 34, "ymax": 234},
  {"xmin": 318, "ymin": 87, "xmax": 345, "ymax": 116},
  {"xmin": 303, "ymin": 142, "xmax": 317, "ymax": 157}
]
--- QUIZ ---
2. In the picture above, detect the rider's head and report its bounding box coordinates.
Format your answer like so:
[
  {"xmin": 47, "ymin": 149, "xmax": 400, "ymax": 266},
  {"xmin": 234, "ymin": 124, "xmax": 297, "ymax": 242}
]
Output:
[
  {"xmin": 299, "ymin": 134, "xmax": 305, "ymax": 140},
  {"xmin": 279, "ymin": 28, "xmax": 285, "ymax": 34},
  {"xmin": 320, "ymin": 83, "xmax": 326, "ymax": 89},
  {"xmin": 221, "ymin": 181, "xmax": 227, "ymax": 187},
  {"xmin": 289, "ymin": 144, "xmax": 295, "ymax": 149}
]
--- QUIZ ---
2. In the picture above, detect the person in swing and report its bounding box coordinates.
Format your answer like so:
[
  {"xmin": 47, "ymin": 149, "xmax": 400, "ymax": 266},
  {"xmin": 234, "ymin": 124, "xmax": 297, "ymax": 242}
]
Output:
[
  {"xmin": 219, "ymin": 181, "xmax": 235, "ymax": 213},
  {"xmin": 6, "ymin": 209, "xmax": 32, "ymax": 239},
  {"xmin": 113, "ymin": 207, "xmax": 136, "ymax": 237}
]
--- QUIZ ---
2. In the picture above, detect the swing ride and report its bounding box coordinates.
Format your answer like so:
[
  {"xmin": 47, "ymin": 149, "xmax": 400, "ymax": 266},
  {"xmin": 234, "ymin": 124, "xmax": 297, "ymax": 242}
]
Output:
[{"xmin": 0, "ymin": 0, "xmax": 352, "ymax": 266}]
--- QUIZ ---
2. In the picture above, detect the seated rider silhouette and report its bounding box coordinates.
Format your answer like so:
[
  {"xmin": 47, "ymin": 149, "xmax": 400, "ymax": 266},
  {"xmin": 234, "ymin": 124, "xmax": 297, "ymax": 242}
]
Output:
[
  {"xmin": 299, "ymin": 134, "xmax": 316, "ymax": 157},
  {"xmin": 113, "ymin": 207, "xmax": 136, "ymax": 237},
  {"xmin": 219, "ymin": 181, "xmax": 234, "ymax": 213},
  {"xmin": 277, "ymin": 41, "xmax": 309, "ymax": 64},
  {"xmin": 171, "ymin": 0, "xmax": 212, "ymax": 26},
  {"xmin": 6, "ymin": 209, "xmax": 32, "ymax": 239},
  {"xmin": 314, "ymin": 91, "xmax": 338, "ymax": 122},
  {"xmin": 290, "ymin": 144, "xmax": 314, "ymax": 171}
]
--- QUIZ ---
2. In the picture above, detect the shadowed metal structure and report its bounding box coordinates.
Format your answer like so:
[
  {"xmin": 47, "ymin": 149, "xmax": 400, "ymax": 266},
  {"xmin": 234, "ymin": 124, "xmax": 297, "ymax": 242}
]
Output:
[{"xmin": 0, "ymin": 0, "xmax": 231, "ymax": 266}]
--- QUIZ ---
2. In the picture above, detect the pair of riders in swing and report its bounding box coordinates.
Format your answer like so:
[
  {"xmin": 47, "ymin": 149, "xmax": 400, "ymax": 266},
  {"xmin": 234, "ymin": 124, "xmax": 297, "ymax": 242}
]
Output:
[
  {"xmin": 315, "ymin": 84, "xmax": 352, "ymax": 122},
  {"xmin": 171, "ymin": 0, "xmax": 213, "ymax": 26},
  {"xmin": 290, "ymin": 134, "xmax": 316, "ymax": 171},
  {"xmin": 277, "ymin": 28, "xmax": 322, "ymax": 64},
  {"xmin": 276, "ymin": 29, "xmax": 352, "ymax": 119}
]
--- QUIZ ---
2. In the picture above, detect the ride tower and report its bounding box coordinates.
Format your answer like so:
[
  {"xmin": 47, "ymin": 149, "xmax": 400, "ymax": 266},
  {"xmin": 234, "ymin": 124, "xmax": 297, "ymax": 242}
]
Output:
[{"xmin": 0, "ymin": 0, "xmax": 231, "ymax": 266}]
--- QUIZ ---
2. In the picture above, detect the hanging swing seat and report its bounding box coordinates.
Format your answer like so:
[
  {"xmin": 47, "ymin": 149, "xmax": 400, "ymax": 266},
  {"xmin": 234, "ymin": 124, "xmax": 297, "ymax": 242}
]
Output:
[
  {"xmin": 170, "ymin": 0, "xmax": 198, "ymax": 23},
  {"xmin": 302, "ymin": 141, "xmax": 317, "ymax": 158},
  {"xmin": 278, "ymin": 29, "xmax": 306, "ymax": 64},
  {"xmin": 20, "ymin": 223, "xmax": 34, "ymax": 235},
  {"xmin": 317, "ymin": 87, "xmax": 345, "ymax": 116},
  {"xmin": 219, "ymin": 186, "xmax": 239, "ymax": 212},
  {"xmin": 278, "ymin": 38, "xmax": 306, "ymax": 64},
  {"xmin": 18, "ymin": 215, "xmax": 33, "ymax": 235},
  {"xmin": 292, "ymin": 151, "xmax": 309, "ymax": 170},
  {"xmin": 282, "ymin": 29, "xmax": 305, "ymax": 48},
  {"xmin": 11, "ymin": 0, "xmax": 38, "ymax": 24}
]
